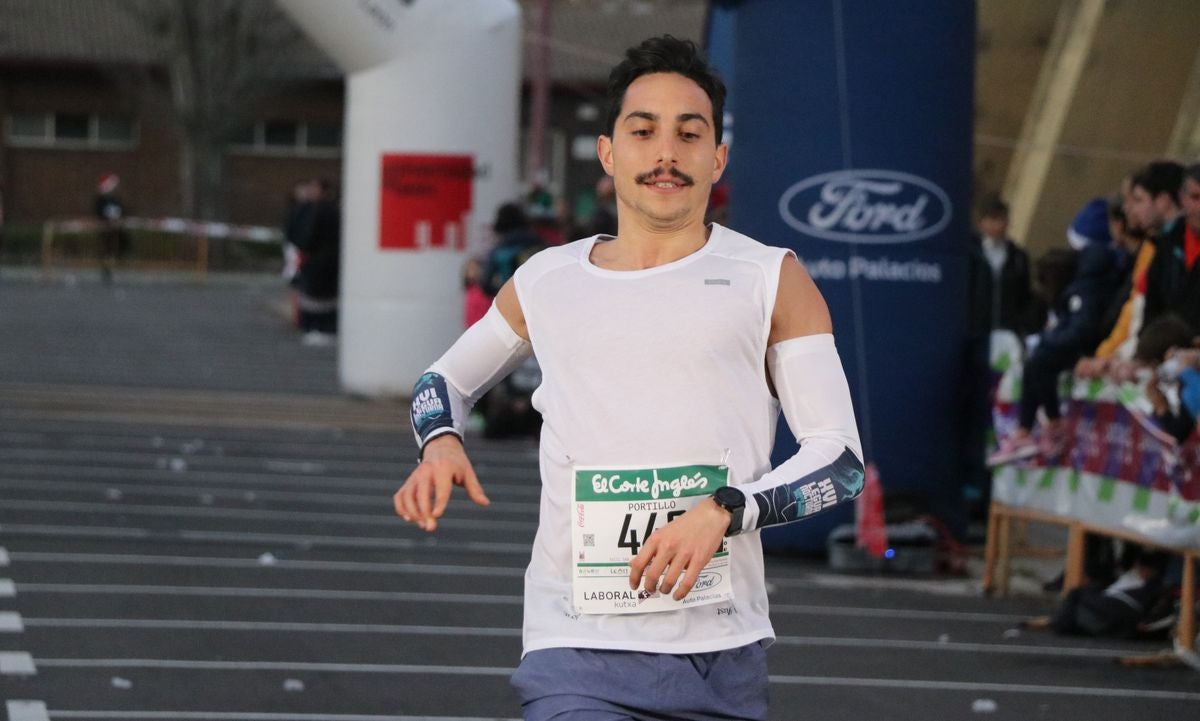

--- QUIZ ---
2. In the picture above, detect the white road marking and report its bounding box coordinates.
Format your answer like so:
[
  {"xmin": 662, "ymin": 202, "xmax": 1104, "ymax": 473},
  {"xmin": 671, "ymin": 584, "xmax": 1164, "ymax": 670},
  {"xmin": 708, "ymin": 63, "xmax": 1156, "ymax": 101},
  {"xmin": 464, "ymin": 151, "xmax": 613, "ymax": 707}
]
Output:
[
  {"xmin": 0, "ymin": 462, "xmax": 540, "ymax": 496},
  {"xmin": 770, "ymin": 635, "xmax": 1133, "ymax": 658},
  {"xmin": 16, "ymin": 584, "xmax": 522, "ymax": 605},
  {"xmin": 769, "ymin": 602, "xmax": 1025, "ymax": 623},
  {"xmin": 24, "ymin": 619, "xmax": 521, "ymax": 637},
  {"xmin": 787, "ymin": 571, "xmax": 981, "ymax": 596},
  {"xmin": 0, "ymin": 524, "xmax": 532, "ymax": 554},
  {"xmin": 8, "ymin": 552, "xmax": 526, "ymax": 578},
  {"xmin": 768, "ymin": 674, "xmax": 1200, "ymax": 701},
  {"xmin": 35, "ymin": 659, "xmax": 515, "ymax": 675},
  {"xmin": 49, "ymin": 713, "xmax": 519, "ymax": 721},
  {"xmin": 0, "ymin": 500, "xmax": 538, "ymax": 533},
  {"xmin": 5, "ymin": 700, "xmax": 49, "ymax": 721},
  {"xmin": 27, "ymin": 659, "xmax": 1200, "ymax": 702},
  {"xmin": 0, "ymin": 611, "xmax": 24, "ymax": 632},
  {"xmin": 0, "ymin": 651, "xmax": 37, "ymax": 675},
  {"xmin": 0, "ymin": 578, "xmax": 14, "ymax": 597},
  {"xmin": 0, "ymin": 546, "xmax": 10, "ymax": 566},
  {"xmin": 18, "ymin": 617, "xmax": 1138, "ymax": 659},
  {"xmin": 0, "ymin": 479, "xmax": 534, "ymax": 513}
]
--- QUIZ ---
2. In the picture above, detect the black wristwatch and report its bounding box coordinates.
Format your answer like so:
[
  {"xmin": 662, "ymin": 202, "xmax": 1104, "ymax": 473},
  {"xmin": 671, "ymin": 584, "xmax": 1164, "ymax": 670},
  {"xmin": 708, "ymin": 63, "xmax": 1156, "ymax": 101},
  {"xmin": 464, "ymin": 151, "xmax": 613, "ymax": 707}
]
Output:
[{"xmin": 711, "ymin": 486, "xmax": 746, "ymax": 537}]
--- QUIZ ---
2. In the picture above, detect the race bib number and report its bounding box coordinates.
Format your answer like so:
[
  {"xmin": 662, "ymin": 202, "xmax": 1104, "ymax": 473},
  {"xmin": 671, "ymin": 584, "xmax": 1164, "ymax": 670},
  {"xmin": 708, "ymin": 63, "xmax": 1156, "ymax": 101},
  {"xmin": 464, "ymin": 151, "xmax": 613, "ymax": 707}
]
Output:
[{"xmin": 571, "ymin": 463, "xmax": 733, "ymax": 615}]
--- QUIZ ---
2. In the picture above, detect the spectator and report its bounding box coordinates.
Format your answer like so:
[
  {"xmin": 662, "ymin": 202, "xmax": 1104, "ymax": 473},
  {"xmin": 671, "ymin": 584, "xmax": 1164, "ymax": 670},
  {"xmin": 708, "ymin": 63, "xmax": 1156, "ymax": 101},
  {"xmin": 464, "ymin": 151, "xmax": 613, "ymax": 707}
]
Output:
[
  {"xmin": 462, "ymin": 256, "xmax": 491, "ymax": 329},
  {"xmin": 482, "ymin": 203, "xmax": 545, "ymax": 297},
  {"xmin": 1022, "ymin": 550, "xmax": 1171, "ymax": 639},
  {"xmin": 1171, "ymin": 345, "xmax": 1200, "ymax": 429},
  {"xmin": 94, "ymin": 172, "xmax": 130, "ymax": 285},
  {"xmin": 525, "ymin": 185, "xmax": 566, "ymax": 246},
  {"xmin": 1126, "ymin": 161, "xmax": 1187, "ymax": 330},
  {"xmin": 962, "ymin": 197, "xmax": 1035, "ymax": 516},
  {"xmin": 1078, "ymin": 187, "xmax": 1158, "ymax": 375},
  {"xmin": 589, "ymin": 175, "xmax": 617, "ymax": 237},
  {"xmin": 967, "ymin": 197, "xmax": 1036, "ymax": 339},
  {"xmin": 283, "ymin": 179, "xmax": 316, "ymax": 283},
  {"xmin": 1143, "ymin": 163, "xmax": 1200, "ymax": 334},
  {"xmin": 1137, "ymin": 314, "xmax": 1200, "ymax": 443},
  {"xmin": 281, "ymin": 179, "xmax": 317, "ymax": 328},
  {"xmin": 988, "ymin": 202, "xmax": 1118, "ymax": 465},
  {"xmin": 293, "ymin": 179, "xmax": 340, "ymax": 345}
]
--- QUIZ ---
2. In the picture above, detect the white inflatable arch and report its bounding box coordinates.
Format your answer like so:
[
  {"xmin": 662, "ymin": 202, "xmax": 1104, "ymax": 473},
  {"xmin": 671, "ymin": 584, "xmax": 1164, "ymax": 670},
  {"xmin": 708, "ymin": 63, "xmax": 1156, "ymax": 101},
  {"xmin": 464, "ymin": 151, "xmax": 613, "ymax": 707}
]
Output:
[{"xmin": 277, "ymin": 0, "xmax": 522, "ymax": 397}]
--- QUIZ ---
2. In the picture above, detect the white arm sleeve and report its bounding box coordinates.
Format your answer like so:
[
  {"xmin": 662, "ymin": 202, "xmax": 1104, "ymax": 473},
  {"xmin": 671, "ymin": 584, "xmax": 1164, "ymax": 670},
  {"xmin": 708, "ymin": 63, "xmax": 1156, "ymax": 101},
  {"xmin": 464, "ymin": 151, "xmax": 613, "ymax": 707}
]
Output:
[
  {"xmin": 410, "ymin": 303, "xmax": 532, "ymax": 450},
  {"xmin": 735, "ymin": 333, "xmax": 865, "ymax": 533}
]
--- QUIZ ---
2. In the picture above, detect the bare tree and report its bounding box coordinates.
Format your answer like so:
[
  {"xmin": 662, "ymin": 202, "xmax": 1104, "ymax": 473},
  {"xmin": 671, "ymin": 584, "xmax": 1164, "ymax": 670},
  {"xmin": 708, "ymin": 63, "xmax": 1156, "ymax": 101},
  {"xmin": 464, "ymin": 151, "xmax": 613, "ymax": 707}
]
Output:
[{"xmin": 116, "ymin": 0, "xmax": 313, "ymax": 220}]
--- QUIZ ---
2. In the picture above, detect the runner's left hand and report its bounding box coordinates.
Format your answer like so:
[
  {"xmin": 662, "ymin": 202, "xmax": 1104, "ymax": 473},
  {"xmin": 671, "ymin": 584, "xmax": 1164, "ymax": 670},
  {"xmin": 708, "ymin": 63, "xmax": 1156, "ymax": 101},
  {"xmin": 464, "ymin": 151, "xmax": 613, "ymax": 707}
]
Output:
[{"xmin": 628, "ymin": 499, "xmax": 730, "ymax": 601}]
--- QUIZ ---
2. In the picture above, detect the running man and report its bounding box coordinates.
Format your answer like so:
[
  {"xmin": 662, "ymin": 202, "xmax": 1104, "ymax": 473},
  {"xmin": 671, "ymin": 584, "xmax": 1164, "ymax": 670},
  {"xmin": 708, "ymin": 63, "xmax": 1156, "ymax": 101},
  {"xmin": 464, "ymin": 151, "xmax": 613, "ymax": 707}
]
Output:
[{"xmin": 396, "ymin": 35, "xmax": 865, "ymax": 720}]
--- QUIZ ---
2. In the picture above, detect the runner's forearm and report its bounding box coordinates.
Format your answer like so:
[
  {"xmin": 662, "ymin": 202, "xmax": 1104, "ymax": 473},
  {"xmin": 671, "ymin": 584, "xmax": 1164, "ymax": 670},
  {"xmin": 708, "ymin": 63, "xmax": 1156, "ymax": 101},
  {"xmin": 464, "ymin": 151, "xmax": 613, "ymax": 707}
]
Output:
[
  {"xmin": 410, "ymin": 304, "xmax": 532, "ymax": 455},
  {"xmin": 736, "ymin": 334, "xmax": 865, "ymax": 531}
]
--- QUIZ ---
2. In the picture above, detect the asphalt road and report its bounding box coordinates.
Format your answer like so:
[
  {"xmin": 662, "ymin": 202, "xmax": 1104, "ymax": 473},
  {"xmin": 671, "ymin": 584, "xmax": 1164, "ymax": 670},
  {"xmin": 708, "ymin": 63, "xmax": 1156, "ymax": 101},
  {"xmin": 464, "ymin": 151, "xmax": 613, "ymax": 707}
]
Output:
[{"xmin": 1, "ymin": 273, "xmax": 1197, "ymax": 720}]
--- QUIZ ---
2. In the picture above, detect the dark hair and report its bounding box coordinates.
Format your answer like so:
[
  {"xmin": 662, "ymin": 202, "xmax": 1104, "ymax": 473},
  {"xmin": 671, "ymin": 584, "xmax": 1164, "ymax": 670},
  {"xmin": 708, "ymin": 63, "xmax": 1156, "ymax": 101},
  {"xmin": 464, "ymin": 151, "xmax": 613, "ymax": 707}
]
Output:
[
  {"xmin": 1135, "ymin": 314, "xmax": 1195, "ymax": 363},
  {"xmin": 604, "ymin": 35, "xmax": 726, "ymax": 145},
  {"xmin": 1106, "ymin": 193, "xmax": 1126, "ymax": 224},
  {"xmin": 493, "ymin": 202, "xmax": 529, "ymax": 234},
  {"xmin": 1185, "ymin": 163, "xmax": 1200, "ymax": 186},
  {"xmin": 1130, "ymin": 161, "xmax": 1184, "ymax": 205},
  {"xmin": 979, "ymin": 196, "xmax": 1009, "ymax": 220},
  {"xmin": 1034, "ymin": 248, "xmax": 1078, "ymax": 304}
]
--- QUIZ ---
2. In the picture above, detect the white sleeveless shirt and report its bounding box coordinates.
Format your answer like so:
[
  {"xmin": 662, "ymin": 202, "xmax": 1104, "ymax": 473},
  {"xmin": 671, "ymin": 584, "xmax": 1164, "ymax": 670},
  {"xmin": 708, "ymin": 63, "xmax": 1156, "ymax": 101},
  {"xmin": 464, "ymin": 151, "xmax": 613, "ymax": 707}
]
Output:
[{"xmin": 513, "ymin": 223, "xmax": 790, "ymax": 655}]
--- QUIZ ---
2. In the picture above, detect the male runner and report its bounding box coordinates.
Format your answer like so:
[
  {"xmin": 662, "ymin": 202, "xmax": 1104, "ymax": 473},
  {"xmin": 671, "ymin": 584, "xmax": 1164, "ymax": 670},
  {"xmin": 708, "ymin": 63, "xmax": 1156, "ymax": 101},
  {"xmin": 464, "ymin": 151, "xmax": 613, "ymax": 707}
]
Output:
[{"xmin": 396, "ymin": 35, "xmax": 864, "ymax": 720}]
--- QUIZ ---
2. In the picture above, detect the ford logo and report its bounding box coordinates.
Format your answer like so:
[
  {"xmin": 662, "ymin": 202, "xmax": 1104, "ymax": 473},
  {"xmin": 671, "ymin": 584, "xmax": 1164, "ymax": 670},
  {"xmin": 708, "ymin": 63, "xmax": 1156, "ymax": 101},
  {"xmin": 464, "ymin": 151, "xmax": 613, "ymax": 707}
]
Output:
[
  {"xmin": 778, "ymin": 169, "xmax": 952, "ymax": 244},
  {"xmin": 694, "ymin": 572, "xmax": 722, "ymax": 591}
]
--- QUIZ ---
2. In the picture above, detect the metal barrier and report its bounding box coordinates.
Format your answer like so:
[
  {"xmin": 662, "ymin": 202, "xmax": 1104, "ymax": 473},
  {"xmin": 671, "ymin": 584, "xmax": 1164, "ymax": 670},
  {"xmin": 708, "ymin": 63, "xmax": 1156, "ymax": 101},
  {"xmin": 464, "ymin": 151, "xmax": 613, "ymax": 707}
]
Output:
[
  {"xmin": 985, "ymin": 372, "xmax": 1199, "ymax": 655},
  {"xmin": 39, "ymin": 217, "xmax": 281, "ymax": 280}
]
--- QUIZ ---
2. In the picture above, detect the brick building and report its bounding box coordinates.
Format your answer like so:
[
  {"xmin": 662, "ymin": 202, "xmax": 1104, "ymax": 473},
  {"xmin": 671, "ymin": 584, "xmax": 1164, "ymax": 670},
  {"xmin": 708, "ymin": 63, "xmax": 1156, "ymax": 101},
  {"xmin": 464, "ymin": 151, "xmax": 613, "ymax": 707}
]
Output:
[{"xmin": 0, "ymin": 0, "xmax": 707, "ymax": 232}]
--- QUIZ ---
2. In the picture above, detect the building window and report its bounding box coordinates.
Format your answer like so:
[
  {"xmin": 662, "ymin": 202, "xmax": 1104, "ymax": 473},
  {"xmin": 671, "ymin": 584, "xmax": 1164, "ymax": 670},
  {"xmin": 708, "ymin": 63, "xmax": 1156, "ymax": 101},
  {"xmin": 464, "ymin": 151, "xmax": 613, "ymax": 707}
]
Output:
[
  {"xmin": 263, "ymin": 120, "xmax": 298, "ymax": 148},
  {"xmin": 4, "ymin": 112, "xmax": 137, "ymax": 149},
  {"xmin": 228, "ymin": 120, "xmax": 342, "ymax": 157},
  {"xmin": 305, "ymin": 123, "xmax": 342, "ymax": 150}
]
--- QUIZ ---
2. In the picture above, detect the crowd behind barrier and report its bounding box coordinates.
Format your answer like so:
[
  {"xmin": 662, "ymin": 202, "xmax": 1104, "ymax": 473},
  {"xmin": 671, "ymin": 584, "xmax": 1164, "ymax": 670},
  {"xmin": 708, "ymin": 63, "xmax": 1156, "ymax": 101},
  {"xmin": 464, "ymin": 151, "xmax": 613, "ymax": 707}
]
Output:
[
  {"xmin": 992, "ymin": 367, "xmax": 1199, "ymax": 549},
  {"xmin": 976, "ymin": 160, "xmax": 1200, "ymax": 658}
]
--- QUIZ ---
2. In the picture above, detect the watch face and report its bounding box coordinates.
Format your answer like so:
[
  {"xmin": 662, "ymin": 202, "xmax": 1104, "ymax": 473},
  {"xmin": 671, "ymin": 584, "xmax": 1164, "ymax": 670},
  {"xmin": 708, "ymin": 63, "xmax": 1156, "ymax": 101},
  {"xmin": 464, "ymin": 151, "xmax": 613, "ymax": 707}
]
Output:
[{"xmin": 714, "ymin": 486, "xmax": 744, "ymax": 510}]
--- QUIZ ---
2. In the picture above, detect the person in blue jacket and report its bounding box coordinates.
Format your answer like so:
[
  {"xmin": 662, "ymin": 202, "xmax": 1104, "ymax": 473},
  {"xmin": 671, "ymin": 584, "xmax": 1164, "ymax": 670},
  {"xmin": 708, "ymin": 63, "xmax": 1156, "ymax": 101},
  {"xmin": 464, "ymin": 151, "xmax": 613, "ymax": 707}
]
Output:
[{"xmin": 991, "ymin": 199, "xmax": 1121, "ymax": 463}]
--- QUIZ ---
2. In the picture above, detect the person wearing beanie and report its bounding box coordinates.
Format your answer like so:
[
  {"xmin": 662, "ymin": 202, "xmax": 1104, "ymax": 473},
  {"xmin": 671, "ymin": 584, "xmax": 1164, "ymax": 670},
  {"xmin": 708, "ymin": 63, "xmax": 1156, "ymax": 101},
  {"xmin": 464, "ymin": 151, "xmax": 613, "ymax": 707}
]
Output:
[
  {"xmin": 1066, "ymin": 197, "xmax": 1113, "ymax": 251},
  {"xmin": 989, "ymin": 199, "xmax": 1120, "ymax": 464}
]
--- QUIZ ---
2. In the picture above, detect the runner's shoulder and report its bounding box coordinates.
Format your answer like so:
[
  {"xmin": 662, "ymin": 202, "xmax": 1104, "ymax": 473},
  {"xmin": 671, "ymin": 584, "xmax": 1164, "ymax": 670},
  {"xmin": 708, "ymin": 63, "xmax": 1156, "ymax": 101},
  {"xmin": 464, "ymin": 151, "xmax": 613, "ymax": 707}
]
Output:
[
  {"xmin": 708, "ymin": 224, "xmax": 793, "ymax": 268},
  {"xmin": 513, "ymin": 236, "xmax": 590, "ymax": 286}
]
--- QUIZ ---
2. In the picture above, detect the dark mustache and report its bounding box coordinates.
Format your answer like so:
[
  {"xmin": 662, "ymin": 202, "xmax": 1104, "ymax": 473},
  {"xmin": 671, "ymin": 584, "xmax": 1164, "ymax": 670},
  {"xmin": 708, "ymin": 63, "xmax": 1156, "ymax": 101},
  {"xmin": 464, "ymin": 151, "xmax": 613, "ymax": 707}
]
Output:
[{"xmin": 634, "ymin": 167, "xmax": 695, "ymax": 186}]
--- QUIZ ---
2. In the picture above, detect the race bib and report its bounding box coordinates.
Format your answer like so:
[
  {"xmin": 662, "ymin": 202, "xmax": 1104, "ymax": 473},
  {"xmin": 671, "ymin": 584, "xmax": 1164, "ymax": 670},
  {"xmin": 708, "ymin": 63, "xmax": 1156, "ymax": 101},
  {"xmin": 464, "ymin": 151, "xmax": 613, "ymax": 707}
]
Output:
[{"xmin": 571, "ymin": 463, "xmax": 733, "ymax": 615}]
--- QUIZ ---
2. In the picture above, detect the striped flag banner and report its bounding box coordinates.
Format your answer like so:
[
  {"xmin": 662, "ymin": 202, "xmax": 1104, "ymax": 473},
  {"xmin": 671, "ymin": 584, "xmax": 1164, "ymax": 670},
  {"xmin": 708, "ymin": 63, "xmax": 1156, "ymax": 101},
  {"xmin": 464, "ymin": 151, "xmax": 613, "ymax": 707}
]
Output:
[{"xmin": 992, "ymin": 370, "xmax": 1199, "ymax": 550}]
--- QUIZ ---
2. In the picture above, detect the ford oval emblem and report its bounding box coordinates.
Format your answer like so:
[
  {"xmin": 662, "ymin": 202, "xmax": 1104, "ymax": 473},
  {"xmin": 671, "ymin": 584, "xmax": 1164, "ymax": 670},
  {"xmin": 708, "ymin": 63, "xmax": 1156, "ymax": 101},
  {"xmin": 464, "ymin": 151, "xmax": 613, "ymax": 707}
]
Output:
[
  {"xmin": 778, "ymin": 169, "xmax": 952, "ymax": 244},
  {"xmin": 694, "ymin": 572, "xmax": 722, "ymax": 591}
]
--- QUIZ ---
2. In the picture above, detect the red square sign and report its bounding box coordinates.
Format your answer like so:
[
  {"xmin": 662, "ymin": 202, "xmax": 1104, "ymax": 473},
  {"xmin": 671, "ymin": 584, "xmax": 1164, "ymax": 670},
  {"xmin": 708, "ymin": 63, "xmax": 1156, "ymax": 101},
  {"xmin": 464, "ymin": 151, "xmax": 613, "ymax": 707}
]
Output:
[{"xmin": 379, "ymin": 153, "xmax": 473, "ymax": 250}]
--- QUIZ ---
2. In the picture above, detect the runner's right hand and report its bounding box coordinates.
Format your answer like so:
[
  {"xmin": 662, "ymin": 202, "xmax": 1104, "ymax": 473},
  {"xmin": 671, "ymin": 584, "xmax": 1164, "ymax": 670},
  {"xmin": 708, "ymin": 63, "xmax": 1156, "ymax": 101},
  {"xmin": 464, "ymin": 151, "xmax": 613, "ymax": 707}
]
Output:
[{"xmin": 393, "ymin": 435, "xmax": 489, "ymax": 532}]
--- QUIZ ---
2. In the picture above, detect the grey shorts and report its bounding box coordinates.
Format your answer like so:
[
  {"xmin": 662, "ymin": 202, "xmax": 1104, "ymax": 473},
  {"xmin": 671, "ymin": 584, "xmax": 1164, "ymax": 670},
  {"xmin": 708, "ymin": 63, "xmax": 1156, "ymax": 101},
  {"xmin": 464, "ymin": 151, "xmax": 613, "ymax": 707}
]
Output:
[{"xmin": 511, "ymin": 642, "xmax": 769, "ymax": 721}]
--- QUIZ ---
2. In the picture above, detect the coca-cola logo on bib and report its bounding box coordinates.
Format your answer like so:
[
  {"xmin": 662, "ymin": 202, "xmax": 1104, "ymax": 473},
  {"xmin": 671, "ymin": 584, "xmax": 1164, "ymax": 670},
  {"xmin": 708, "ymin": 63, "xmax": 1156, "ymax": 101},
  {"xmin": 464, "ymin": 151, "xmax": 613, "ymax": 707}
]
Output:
[{"xmin": 778, "ymin": 169, "xmax": 951, "ymax": 244}]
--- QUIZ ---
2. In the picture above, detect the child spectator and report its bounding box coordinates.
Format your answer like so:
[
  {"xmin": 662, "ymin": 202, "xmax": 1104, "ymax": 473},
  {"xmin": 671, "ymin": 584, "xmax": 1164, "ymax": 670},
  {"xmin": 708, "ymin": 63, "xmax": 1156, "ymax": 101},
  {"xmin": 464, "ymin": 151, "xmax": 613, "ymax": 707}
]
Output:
[{"xmin": 1137, "ymin": 315, "xmax": 1200, "ymax": 443}]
